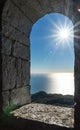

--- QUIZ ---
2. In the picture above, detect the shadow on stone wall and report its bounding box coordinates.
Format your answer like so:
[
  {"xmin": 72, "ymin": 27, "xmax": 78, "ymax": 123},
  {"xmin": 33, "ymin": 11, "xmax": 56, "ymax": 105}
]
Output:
[
  {"xmin": 0, "ymin": 0, "xmax": 7, "ymax": 115},
  {"xmin": 0, "ymin": 115, "xmax": 74, "ymax": 130}
]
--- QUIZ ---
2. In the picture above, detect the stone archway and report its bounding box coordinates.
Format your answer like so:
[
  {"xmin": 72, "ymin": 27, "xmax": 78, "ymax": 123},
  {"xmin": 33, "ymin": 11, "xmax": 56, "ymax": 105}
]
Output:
[{"xmin": 0, "ymin": 0, "xmax": 80, "ymax": 128}]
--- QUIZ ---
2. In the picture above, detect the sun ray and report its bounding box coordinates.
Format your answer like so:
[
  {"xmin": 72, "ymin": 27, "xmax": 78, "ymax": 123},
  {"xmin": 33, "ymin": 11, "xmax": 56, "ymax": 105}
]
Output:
[
  {"xmin": 42, "ymin": 14, "xmax": 80, "ymax": 53},
  {"xmin": 49, "ymin": 19, "xmax": 74, "ymax": 49}
]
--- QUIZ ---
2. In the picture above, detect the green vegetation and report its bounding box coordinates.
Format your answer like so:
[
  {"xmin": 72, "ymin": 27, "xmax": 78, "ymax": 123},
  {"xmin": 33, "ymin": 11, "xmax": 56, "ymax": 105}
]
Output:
[
  {"xmin": 31, "ymin": 91, "xmax": 74, "ymax": 107},
  {"xmin": 0, "ymin": 104, "xmax": 19, "ymax": 125},
  {"xmin": 3, "ymin": 104, "xmax": 18, "ymax": 116}
]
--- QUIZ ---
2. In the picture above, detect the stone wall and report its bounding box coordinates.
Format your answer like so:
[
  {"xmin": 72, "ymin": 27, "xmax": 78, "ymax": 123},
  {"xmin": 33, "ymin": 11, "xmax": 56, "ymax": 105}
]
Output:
[
  {"xmin": 1, "ymin": 0, "xmax": 33, "ymax": 107},
  {"xmin": 0, "ymin": 0, "xmax": 74, "ymax": 107}
]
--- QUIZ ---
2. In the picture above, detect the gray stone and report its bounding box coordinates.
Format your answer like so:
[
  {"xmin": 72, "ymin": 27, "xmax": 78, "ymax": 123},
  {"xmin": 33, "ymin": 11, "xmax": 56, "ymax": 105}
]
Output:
[
  {"xmin": 2, "ymin": 0, "xmax": 23, "ymax": 27},
  {"xmin": 2, "ymin": 21, "xmax": 14, "ymax": 39},
  {"xmin": 16, "ymin": 59, "xmax": 22, "ymax": 88},
  {"xmin": 2, "ymin": 55, "xmax": 16, "ymax": 90},
  {"xmin": 8, "ymin": 0, "xmax": 41, "ymax": 23},
  {"xmin": 2, "ymin": 21, "xmax": 30, "ymax": 46},
  {"xmin": 13, "ymin": 31, "xmax": 30, "ymax": 46},
  {"xmin": 37, "ymin": 0, "xmax": 51, "ymax": 12},
  {"xmin": 2, "ymin": 91, "xmax": 10, "ymax": 107},
  {"xmin": 21, "ymin": 60, "xmax": 30, "ymax": 86},
  {"xmin": 2, "ymin": 0, "xmax": 33, "ymax": 38},
  {"xmin": 21, "ymin": 3, "xmax": 41, "ymax": 23},
  {"xmin": 11, "ymin": 103, "xmax": 74, "ymax": 128},
  {"xmin": 18, "ymin": 17, "xmax": 33, "ymax": 37},
  {"xmin": 10, "ymin": 87, "xmax": 31, "ymax": 106},
  {"xmin": 13, "ymin": 42, "xmax": 30, "ymax": 60},
  {"xmin": 1, "ymin": 36, "xmax": 12, "ymax": 55}
]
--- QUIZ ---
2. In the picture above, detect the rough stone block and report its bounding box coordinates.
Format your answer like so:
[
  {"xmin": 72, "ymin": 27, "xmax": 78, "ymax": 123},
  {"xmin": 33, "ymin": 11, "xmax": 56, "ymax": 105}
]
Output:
[
  {"xmin": 15, "ymin": 59, "xmax": 30, "ymax": 88},
  {"xmin": 2, "ymin": 0, "xmax": 33, "ymax": 37},
  {"xmin": 6, "ymin": 0, "xmax": 40, "ymax": 23},
  {"xmin": 2, "ymin": 21, "xmax": 14, "ymax": 39},
  {"xmin": 2, "ymin": 91, "xmax": 10, "ymax": 107},
  {"xmin": 2, "ymin": 0, "xmax": 22, "ymax": 26},
  {"xmin": 2, "ymin": 19, "xmax": 32, "ymax": 42},
  {"xmin": 37, "ymin": 0, "xmax": 51, "ymax": 12},
  {"xmin": 26, "ymin": 0, "xmax": 44, "ymax": 16},
  {"xmin": 21, "ymin": 60, "xmax": 30, "ymax": 86},
  {"xmin": 13, "ymin": 42, "xmax": 30, "ymax": 60},
  {"xmin": 1, "ymin": 36, "xmax": 12, "ymax": 55},
  {"xmin": 10, "ymin": 87, "xmax": 31, "ymax": 106},
  {"xmin": 16, "ymin": 59, "xmax": 22, "ymax": 88},
  {"xmin": 21, "ymin": 4, "xmax": 41, "ymax": 22},
  {"xmin": 13, "ymin": 31, "xmax": 30, "ymax": 46},
  {"xmin": 2, "ymin": 55, "xmax": 16, "ymax": 90},
  {"xmin": 2, "ymin": 21, "xmax": 30, "ymax": 46},
  {"xmin": 18, "ymin": 17, "xmax": 32, "ymax": 37},
  {"xmin": 75, "ymin": 78, "xmax": 80, "ymax": 102}
]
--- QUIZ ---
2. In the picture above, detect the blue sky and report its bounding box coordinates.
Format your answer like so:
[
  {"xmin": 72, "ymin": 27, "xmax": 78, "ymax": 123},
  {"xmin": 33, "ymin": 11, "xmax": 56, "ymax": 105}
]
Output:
[{"xmin": 30, "ymin": 13, "xmax": 74, "ymax": 73}]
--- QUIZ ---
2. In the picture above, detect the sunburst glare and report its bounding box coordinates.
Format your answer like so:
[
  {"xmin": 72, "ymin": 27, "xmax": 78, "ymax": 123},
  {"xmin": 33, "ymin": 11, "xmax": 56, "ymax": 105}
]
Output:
[
  {"xmin": 50, "ymin": 18, "xmax": 74, "ymax": 48},
  {"xmin": 58, "ymin": 28, "xmax": 70, "ymax": 40}
]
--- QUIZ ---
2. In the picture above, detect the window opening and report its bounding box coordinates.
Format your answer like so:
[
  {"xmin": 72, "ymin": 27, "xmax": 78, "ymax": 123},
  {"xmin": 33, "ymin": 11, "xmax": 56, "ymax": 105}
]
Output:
[{"xmin": 30, "ymin": 13, "xmax": 74, "ymax": 128}]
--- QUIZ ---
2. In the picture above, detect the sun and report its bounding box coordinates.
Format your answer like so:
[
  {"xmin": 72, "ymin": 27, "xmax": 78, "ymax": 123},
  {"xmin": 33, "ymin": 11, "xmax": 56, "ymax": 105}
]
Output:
[
  {"xmin": 58, "ymin": 28, "xmax": 70, "ymax": 40},
  {"xmin": 53, "ymin": 24, "xmax": 73, "ymax": 47},
  {"xmin": 51, "ymin": 22, "xmax": 74, "ymax": 47}
]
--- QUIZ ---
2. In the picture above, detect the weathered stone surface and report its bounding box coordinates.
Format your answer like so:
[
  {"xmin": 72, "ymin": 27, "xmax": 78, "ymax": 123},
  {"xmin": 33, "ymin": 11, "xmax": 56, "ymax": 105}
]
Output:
[
  {"xmin": 18, "ymin": 17, "xmax": 32, "ymax": 37},
  {"xmin": 2, "ymin": 91, "xmax": 10, "ymax": 107},
  {"xmin": 2, "ymin": 21, "xmax": 30, "ymax": 46},
  {"xmin": 1, "ymin": 36, "xmax": 12, "ymax": 55},
  {"xmin": 37, "ymin": 0, "xmax": 51, "ymax": 12},
  {"xmin": 11, "ymin": 103, "xmax": 74, "ymax": 128},
  {"xmin": 2, "ymin": 21, "xmax": 15, "ymax": 38},
  {"xmin": 49, "ymin": 0, "xmax": 65, "ymax": 13},
  {"xmin": 27, "ymin": 0, "xmax": 43, "ymax": 14},
  {"xmin": 74, "ymin": 104, "xmax": 80, "ymax": 128},
  {"xmin": 13, "ymin": 42, "xmax": 29, "ymax": 60},
  {"xmin": 21, "ymin": 4, "xmax": 42, "ymax": 23},
  {"xmin": 2, "ymin": 0, "xmax": 33, "ymax": 37},
  {"xmin": 13, "ymin": 31, "xmax": 30, "ymax": 46},
  {"xmin": 2, "ymin": 55, "xmax": 16, "ymax": 90},
  {"xmin": 16, "ymin": 59, "xmax": 22, "ymax": 88},
  {"xmin": 8, "ymin": 0, "xmax": 42, "ymax": 23},
  {"xmin": 10, "ymin": 87, "xmax": 31, "ymax": 106},
  {"xmin": 2, "ymin": 0, "xmax": 22, "ymax": 26},
  {"xmin": 21, "ymin": 60, "xmax": 30, "ymax": 86}
]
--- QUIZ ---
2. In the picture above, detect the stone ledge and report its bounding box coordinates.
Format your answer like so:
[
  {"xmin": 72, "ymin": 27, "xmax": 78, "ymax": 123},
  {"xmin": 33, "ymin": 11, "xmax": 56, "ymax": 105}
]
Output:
[{"xmin": 11, "ymin": 103, "xmax": 74, "ymax": 128}]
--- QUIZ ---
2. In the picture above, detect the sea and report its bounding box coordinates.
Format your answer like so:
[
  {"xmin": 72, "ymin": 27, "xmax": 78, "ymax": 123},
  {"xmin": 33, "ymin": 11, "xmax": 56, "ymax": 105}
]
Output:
[{"xmin": 30, "ymin": 73, "xmax": 74, "ymax": 95}]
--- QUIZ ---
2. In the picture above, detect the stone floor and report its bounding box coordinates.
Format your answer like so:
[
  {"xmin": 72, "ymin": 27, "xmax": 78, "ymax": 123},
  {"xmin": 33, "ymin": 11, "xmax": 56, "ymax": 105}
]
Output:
[{"xmin": 11, "ymin": 103, "xmax": 74, "ymax": 128}]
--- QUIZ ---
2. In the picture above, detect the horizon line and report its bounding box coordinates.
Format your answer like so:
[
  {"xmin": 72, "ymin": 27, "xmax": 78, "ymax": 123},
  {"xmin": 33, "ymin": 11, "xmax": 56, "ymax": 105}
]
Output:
[{"xmin": 31, "ymin": 71, "xmax": 74, "ymax": 74}]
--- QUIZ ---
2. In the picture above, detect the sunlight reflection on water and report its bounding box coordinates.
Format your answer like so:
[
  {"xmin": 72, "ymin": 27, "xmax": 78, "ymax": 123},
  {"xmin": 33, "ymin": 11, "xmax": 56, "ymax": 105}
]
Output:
[
  {"xmin": 47, "ymin": 73, "xmax": 74, "ymax": 95},
  {"xmin": 31, "ymin": 73, "xmax": 74, "ymax": 95}
]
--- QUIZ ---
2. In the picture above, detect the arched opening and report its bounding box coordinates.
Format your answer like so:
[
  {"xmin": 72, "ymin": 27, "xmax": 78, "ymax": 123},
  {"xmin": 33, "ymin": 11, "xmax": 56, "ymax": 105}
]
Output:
[
  {"xmin": 30, "ymin": 13, "xmax": 74, "ymax": 96},
  {"xmin": 30, "ymin": 13, "xmax": 74, "ymax": 127}
]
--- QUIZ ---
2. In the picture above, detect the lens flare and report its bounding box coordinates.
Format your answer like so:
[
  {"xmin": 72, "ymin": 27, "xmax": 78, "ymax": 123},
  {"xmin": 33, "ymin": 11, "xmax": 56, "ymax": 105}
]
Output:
[
  {"xmin": 51, "ymin": 21, "xmax": 74, "ymax": 48},
  {"xmin": 58, "ymin": 28, "xmax": 70, "ymax": 40}
]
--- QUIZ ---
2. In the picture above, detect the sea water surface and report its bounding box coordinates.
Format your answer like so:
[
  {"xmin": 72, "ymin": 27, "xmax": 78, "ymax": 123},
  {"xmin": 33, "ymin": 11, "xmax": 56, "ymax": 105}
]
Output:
[{"xmin": 31, "ymin": 73, "xmax": 74, "ymax": 95}]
